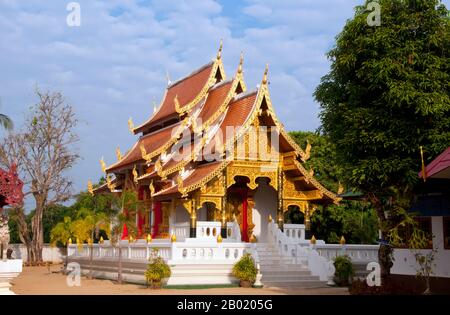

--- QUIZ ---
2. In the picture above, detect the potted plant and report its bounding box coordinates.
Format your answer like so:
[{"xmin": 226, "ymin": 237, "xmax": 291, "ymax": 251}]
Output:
[
  {"xmin": 232, "ymin": 253, "xmax": 257, "ymax": 287},
  {"xmin": 333, "ymin": 255, "xmax": 354, "ymax": 286},
  {"xmin": 144, "ymin": 248, "xmax": 171, "ymax": 289}
]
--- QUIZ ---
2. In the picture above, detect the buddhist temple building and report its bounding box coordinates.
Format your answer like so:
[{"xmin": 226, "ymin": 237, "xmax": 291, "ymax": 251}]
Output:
[{"xmin": 93, "ymin": 42, "xmax": 341, "ymax": 243}]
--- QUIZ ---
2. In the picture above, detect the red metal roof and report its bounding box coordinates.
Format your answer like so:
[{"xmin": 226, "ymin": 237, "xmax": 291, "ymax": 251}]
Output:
[{"xmin": 419, "ymin": 146, "xmax": 450, "ymax": 179}]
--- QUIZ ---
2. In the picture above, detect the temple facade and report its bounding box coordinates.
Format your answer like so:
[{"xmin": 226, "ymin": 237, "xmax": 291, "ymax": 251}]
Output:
[{"xmin": 94, "ymin": 43, "xmax": 341, "ymax": 244}]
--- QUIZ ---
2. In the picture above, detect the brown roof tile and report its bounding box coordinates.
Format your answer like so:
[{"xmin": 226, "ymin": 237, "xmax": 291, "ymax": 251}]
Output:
[
  {"xmin": 107, "ymin": 123, "xmax": 180, "ymax": 173},
  {"xmin": 134, "ymin": 62, "xmax": 215, "ymax": 133}
]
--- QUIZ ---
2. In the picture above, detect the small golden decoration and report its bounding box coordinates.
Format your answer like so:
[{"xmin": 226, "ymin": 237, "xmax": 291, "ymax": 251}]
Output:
[
  {"xmin": 217, "ymin": 38, "xmax": 223, "ymax": 60},
  {"xmin": 262, "ymin": 64, "xmax": 268, "ymax": 85},
  {"xmin": 99, "ymin": 236, "xmax": 104, "ymax": 244},
  {"xmin": 88, "ymin": 238, "xmax": 93, "ymax": 246},
  {"xmin": 128, "ymin": 117, "xmax": 134, "ymax": 133},
  {"xmin": 238, "ymin": 51, "xmax": 244, "ymax": 74},
  {"xmin": 217, "ymin": 234, "xmax": 223, "ymax": 243},
  {"xmin": 171, "ymin": 234, "xmax": 177, "ymax": 242},
  {"xmin": 100, "ymin": 157, "xmax": 106, "ymax": 173},
  {"xmin": 149, "ymin": 180, "xmax": 155, "ymax": 197},
  {"xmin": 310, "ymin": 235, "xmax": 316, "ymax": 245},
  {"xmin": 68, "ymin": 238, "xmax": 72, "ymax": 245},
  {"xmin": 174, "ymin": 95, "xmax": 182, "ymax": 113},
  {"xmin": 250, "ymin": 234, "xmax": 257, "ymax": 243},
  {"xmin": 132, "ymin": 165, "xmax": 138, "ymax": 184},
  {"xmin": 116, "ymin": 146, "xmax": 122, "ymax": 161},
  {"xmin": 87, "ymin": 180, "xmax": 94, "ymax": 196},
  {"xmin": 337, "ymin": 182, "xmax": 344, "ymax": 195},
  {"xmin": 268, "ymin": 214, "xmax": 273, "ymax": 223},
  {"xmin": 140, "ymin": 143, "xmax": 148, "ymax": 161},
  {"xmin": 340, "ymin": 236, "xmax": 346, "ymax": 245},
  {"xmin": 128, "ymin": 235, "xmax": 134, "ymax": 243},
  {"xmin": 304, "ymin": 140, "xmax": 311, "ymax": 161},
  {"xmin": 146, "ymin": 234, "xmax": 152, "ymax": 243}
]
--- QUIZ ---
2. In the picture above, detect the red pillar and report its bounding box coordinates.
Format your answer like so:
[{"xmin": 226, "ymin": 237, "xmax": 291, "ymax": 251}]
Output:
[
  {"xmin": 241, "ymin": 189, "xmax": 249, "ymax": 242},
  {"xmin": 152, "ymin": 201, "xmax": 162, "ymax": 238}
]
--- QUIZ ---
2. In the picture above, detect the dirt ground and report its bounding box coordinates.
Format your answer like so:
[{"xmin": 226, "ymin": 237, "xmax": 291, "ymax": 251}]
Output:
[{"xmin": 11, "ymin": 265, "xmax": 349, "ymax": 295}]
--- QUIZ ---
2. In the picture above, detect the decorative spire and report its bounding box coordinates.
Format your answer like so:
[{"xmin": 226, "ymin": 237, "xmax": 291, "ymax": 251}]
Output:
[
  {"xmin": 87, "ymin": 180, "xmax": 94, "ymax": 196},
  {"xmin": 262, "ymin": 63, "xmax": 269, "ymax": 85},
  {"xmin": 100, "ymin": 157, "xmax": 106, "ymax": 173},
  {"xmin": 116, "ymin": 146, "xmax": 122, "ymax": 161},
  {"xmin": 216, "ymin": 39, "xmax": 223, "ymax": 60},
  {"xmin": 166, "ymin": 71, "xmax": 171, "ymax": 86},
  {"xmin": 238, "ymin": 51, "xmax": 244, "ymax": 74},
  {"xmin": 128, "ymin": 117, "xmax": 134, "ymax": 134},
  {"xmin": 153, "ymin": 100, "xmax": 157, "ymax": 114}
]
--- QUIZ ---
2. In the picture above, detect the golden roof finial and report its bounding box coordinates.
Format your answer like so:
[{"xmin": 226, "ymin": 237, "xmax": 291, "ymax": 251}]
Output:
[
  {"xmin": 116, "ymin": 146, "xmax": 122, "ymax": 161},
  {"xmin": 128, "ymin": 117, "xmax": 134, "ymax": 134},
  {"xmin": 106, "ymin": 174, "xmax": 116, "ymax": 192},
  {"xmin": 262, "ymin": 63, "xmax": 269, "ymax": 85},
  {"xmin": 132, "ymin": 165, "xmax": 138, "ymax": 184},
  {"xmin": 140, "ymin": 143, "xmax": 148, "ymax": 161},
  {"xmin": 100, "ymin": 157, "xmax": 106, "ymax": 173},
  {"xmin": 87, "ymin": 180, "xmax": 94, "ymax": 196},
  {"xmin": 217, "ymin": 39, "xmax": 223, "ymax": 60},
  {"xmin": 238, "ymin": 51, "xmax": 244, "ymax": 74}
]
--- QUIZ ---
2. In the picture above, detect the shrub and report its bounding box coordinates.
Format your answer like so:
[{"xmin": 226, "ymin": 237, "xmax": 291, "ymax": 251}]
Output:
[
  {"xmin": 333, "ymin": 255, "xmax": 354, "ymax": 286},
  {"xmin": 232, "ymin": 253, "xmax": 257, "ymax": 283},
  {"xmin": 144, "ymin": 248, "xmax": 171, "ymax": 288}
]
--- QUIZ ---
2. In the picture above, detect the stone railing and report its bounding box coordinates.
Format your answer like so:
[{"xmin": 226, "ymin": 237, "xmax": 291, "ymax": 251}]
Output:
[
  {"xmin": 171, "ymin": 242, "xmax": 251, "ymax": 263},
  {"xmin": 314, "ymin": 244, "xmax": 379, "ymax": 264},
  {"xmin": 283, "ymin": 224, "xmax": 306, "ymax": 241},
  {"xmin": 196, "ymin": 221, "xmax": 222, "ymax": 240},
  {"xmin": 169, "ymin": 222, "xmax": 190, "ymax": 241},
  {"xmin": 68, "ymin": 240, "xmax": 172, "ymax": 261},
  {"xmin": 267, "ymin": 220, "xmax": 334, "ymax": 283}
]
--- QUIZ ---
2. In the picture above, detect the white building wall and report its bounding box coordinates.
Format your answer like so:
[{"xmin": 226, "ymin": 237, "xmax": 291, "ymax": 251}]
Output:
[
  {"xmin": 252, "ymin": 180, "xmax": 277, "ymax": 242},
  {"xmin": 392, "ymin": 216, "xmax": 450, "ymax": 278}
]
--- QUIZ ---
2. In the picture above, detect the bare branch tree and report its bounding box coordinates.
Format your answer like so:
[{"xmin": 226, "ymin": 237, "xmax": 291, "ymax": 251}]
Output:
[{"xmin": 0, "ymin": 88, "xmax": 79, "ymax": 264}]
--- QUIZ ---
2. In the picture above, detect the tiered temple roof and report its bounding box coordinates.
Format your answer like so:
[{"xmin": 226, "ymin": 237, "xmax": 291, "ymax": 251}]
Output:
[{"xmin": 95, "ymin": 43, "xmax": 340, "ymax": 207}]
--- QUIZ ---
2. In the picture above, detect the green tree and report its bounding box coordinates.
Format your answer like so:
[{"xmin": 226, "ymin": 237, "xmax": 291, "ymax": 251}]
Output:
[{"xmin": 315, "ymin": 0, "xmax": 450, "ymax": 280}]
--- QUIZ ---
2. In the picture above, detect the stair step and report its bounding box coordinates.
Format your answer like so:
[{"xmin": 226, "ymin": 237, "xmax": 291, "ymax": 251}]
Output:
[
  {"xmin": 262, "ymin": 281, "xmax": 327, "ymax": 289},
  {"xmin": 261, "ymin": 275, "xmax": 319, "ymax": 281}
]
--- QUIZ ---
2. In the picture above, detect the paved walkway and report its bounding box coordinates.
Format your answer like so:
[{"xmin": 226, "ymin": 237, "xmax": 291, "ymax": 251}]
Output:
[{"xmin": 11, "ymin": 265, "xmax": 349, "ymax": 295}]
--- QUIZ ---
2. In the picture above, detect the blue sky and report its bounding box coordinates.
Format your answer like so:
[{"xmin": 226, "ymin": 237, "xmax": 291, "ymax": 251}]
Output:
[{"xmin": 1, "ymin": 0, "xmax": 449, "ymax": 208}]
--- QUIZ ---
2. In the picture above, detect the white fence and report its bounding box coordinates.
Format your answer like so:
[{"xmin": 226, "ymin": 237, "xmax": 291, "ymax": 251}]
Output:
[
  {"xmin": 267, "ymin": 220, "xmax": 379, "ymax": 283},
  {"xmin": 9, "ymin": 244, "xmax": 64, "ymax": 264}
]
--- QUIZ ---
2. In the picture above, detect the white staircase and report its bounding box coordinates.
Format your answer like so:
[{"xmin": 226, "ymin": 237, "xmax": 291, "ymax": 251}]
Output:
[{"xmin": 254, "ymin": 243, "xmax": 327, "ymax": 288}]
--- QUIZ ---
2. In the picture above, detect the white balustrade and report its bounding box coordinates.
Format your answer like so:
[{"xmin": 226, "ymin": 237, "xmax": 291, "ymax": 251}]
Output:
[
  {"xmin": 226, "ymin": 220, "xmax": 241, "ymax": 241},
  {"xmin": 283, "ymin": 224, "xmax": 305, "ymax": 241},
  {"xmin": 170, "ymin": 222, "xmax": 190, "ymax": 241},
  {"xmin": 171, "ymin": 242, "xmax": 251, "ymax": 263},
  {"xmin": 314, "ymin": 244, "xmax": 379, "ymax": 264},
  {"xmin": 196, "ymin": 221, "xmax": 222, "ymax": 241}
]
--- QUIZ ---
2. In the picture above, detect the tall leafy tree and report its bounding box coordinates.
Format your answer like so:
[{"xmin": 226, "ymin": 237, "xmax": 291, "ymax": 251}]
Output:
[{"xmin": 315, "ymin": 0, "xmax": 450, "ymax": 280}]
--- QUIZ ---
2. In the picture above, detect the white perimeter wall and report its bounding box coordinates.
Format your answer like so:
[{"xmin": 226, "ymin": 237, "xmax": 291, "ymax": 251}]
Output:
[
  {"xmin": 391, "ymin": 216, "xmax": 450, "ymax": 278},
  {"xmin": 252, "ymin": 180, "xmax": 277, "ymax": 242},
  {"xmin": 8, "ymin": 244, "xmax": 64, "ymax": 264}
]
